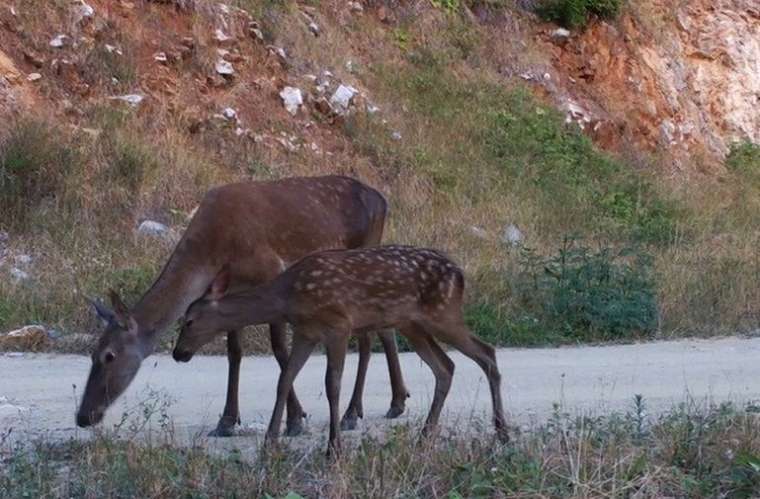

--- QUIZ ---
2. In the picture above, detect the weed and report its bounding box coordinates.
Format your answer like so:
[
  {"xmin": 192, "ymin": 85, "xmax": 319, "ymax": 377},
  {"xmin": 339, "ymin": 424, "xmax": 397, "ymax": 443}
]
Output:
[
  {"xmin": 517, "ymin": 237, "xmax": 657, "ymax": 341},
  {"xmin": 537, "ymin": 0, "xmax": 623, "ymax": 29},
  {"xmin": 2, "ymin": 401, "xmax": 759, "ymax": 497}
]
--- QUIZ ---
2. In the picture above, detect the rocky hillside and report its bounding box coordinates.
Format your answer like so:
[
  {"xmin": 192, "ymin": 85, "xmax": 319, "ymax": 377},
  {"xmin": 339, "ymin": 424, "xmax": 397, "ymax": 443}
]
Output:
[{"xmin": 0, "ymin": 0, "xmax": 758, "ymax": 350}]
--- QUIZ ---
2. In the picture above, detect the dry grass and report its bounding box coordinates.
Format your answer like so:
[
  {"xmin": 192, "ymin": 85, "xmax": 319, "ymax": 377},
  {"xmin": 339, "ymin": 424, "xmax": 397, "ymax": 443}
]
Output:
[{"xmin": 2, "ymin": 398, "xmax": 759, "ymax": 498}]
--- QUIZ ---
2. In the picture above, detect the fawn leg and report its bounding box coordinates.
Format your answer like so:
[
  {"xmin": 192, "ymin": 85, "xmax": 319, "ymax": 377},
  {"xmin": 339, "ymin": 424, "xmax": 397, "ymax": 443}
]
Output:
[
  {"xmin": 269, "ymin": 322, "xmax": 308, "ymax": 436},
  {"xmin": 210, "ymin": 329, "xmax": 242, "ymax": 437},
  {"xmin": 341, "ymin": 333, "xmax": 370, "ymax": 431},
  {"xmin": 325, "ymin": 334, "xmax": 349, "ymax": 456},
  {"xmin": 378, "ymin": 330, "xmax": 410, "ymax": 419},
  {"xmin": 400, "ymin": 325, "xmax": 454, "ymax": 439},
  {"xmin": 427, "ymin": 321, "xmax": 509, "ymax": 442},
  {"xmin": 266, "ymin": 335, "xmax": 316, "ymax": 443}
]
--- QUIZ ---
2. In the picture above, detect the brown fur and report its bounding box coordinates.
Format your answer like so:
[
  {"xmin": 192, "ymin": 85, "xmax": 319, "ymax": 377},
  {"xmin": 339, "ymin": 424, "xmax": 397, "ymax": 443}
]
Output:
[
  {"xmin": 77, "ymin": 176, "xmax": 409, "ymax": 435},
  {"xmin": 176, "ymin": 245, "xmax": 508, "ymax": 454}
]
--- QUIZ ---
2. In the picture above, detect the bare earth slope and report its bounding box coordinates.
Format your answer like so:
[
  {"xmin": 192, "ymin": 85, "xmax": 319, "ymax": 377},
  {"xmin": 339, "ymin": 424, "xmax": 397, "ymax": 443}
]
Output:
[{"xmin": 3, "ymin": 336, "xmax": 760, "ymax": 450}]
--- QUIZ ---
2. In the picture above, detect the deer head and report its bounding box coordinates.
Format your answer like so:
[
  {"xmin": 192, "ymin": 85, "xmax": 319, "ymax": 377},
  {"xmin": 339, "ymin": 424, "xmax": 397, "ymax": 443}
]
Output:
[
  {"xmin": 76, "ymin": 290, "xmax": 147, "ymax": 427},
  {"xmin": 172, "ymin": 267, "xmax": 232, "ymax": 363}
]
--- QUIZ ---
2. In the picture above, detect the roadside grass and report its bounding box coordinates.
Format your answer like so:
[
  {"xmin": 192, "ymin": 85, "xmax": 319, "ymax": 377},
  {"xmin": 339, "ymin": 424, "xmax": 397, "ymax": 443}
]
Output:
[{"xmin": 2, "ymin": 399, "xmax": 759, "ymax": 498}]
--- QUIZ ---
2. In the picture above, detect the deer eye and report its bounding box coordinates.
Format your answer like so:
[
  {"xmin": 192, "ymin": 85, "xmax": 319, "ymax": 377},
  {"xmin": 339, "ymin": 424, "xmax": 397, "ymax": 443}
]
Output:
[
  {"xmin": 184, "ymin": 319, "xmax": 194, "ymax": 328},
  {"xmin": 104, "ymin": 351, "xmax": 116, "ymax": 364}
]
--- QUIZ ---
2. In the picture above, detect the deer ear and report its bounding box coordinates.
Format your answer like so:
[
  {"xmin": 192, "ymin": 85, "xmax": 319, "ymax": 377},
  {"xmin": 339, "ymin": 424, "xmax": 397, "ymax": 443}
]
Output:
[
  {"xmin": 209, "ymin": 265, "xmax": 231, "ymax": 301},
  {"xmin": 88, "ymin": 298, "xmax": 114, "ymax": 326},
  {"xmin": 108, "ymin": 289, "xmax": 132, "ymax": 327}
]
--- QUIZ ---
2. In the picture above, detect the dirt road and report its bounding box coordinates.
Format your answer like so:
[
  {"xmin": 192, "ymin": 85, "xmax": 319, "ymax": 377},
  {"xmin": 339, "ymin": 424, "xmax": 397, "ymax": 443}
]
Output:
[{"xmin": 3, "ymin": 336, "xmax": 760, "ymax": 448}]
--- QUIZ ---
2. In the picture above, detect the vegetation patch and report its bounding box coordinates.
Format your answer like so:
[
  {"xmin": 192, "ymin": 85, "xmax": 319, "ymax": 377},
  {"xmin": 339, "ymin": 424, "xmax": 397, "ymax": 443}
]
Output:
[
  {"xmin": 537, "ymin": 0, "xmax": 623, "ymax": 29},
  {"xmin": 2, "ymin": 400, "xmax": 759, "ymax": 498}
]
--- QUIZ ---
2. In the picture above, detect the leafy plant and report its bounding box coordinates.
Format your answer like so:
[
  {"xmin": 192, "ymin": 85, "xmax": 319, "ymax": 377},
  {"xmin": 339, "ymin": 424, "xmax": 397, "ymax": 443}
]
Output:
[
  {"xmin": 517, "ymin": 237, "xmax": 658, "ymax": 340},
  {"xmin": 537, "ymin": 0, "xmax": 623, "ymax": 29}
]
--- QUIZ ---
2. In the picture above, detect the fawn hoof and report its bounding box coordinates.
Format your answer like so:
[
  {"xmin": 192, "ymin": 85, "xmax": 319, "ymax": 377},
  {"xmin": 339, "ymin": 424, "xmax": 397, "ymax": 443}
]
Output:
[
  {"xmin": 385, "ymin": 405, "xmax": 405, "ymax": 419},
  {"xmin": 284, "ymin": 417, "xmax": 305, "ymax": 437},
  {"xmin": 340, "ymin": 416, "xmax": 359, "ymax": 431}
]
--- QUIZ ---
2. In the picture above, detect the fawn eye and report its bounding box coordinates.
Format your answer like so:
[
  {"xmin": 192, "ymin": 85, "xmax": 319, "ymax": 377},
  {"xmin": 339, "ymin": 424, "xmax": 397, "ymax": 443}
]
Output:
[
  {"xmin": 184, "ymin": 319, "xmax": 194, "ymax": 328},
  {"xmin": 104, "ymin": 352, "xmax": 115, "ymax": 364}
]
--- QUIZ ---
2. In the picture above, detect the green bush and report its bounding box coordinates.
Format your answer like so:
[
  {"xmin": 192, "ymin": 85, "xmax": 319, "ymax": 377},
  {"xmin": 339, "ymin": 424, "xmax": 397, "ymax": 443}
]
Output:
[
  {"xmin": 517, "ymin": 237, "xmax": 658, "ymax": 341},
  {"xmin": 726, "ymin": 141, "xmax": 760, "ymax": 182},
  {"xmin": 537, "ymin": 0, "xmax": 623, "ymax": 29}
]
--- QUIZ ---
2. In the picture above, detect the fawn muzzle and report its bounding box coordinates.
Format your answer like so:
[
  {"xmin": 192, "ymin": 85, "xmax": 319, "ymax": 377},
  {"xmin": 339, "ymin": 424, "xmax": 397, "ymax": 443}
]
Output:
[{"xmin": 172, "ymin": 347, "xmax": 194, "ymax": 363}]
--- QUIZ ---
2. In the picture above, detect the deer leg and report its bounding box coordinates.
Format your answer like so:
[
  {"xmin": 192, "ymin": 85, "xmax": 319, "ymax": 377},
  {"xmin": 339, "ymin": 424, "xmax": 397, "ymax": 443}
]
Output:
[
  {"xmin": 340, "ymin": 333, "xmax": 370, "ymax": 431},
  {"xmin": 400, "ymin": 325, "xmax": 454, "ymax": 439},
  {"xmin": 210, "ymin": 329, "xmax": 242, "ymax": 437},
  {"xmin": 428, "ymin": 322, "xmax": 509, "ymax": 443},
  {"xmin": 325, "ymin": 334, "xmax": 349, "ymax": 457},
  {"xmin": 269, "ymin": 322, "xmax": 307, "ymax": 437},
  {"xmin": 378, "ymin": 329, "xmax": 410, "ymax": 419},
  {"xmin": 266, "ymin": 335, "xmax": 316, "ymax": 443}
]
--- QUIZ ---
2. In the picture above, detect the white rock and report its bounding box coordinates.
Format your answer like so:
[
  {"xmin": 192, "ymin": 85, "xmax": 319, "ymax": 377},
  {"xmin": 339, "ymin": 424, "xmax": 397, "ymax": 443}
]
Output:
[
  {"xmin": 137, "ymin": 220, "xmax": 170, "ymax": 238},
  {"xmin": 214, "ymin": 28, "xmax": 232, "ymax": 43},
  {"xmin": 27, "ymin": 73, "xmax": 42, "ymax": 82},
  {"xmin": 10, "ymin": 6, "xmax": 17, "ymax": 16},
  {"xmin": 6, "ymin": 325, "xmax": 45, "ymax": 338},
  {"xmin": 308, "ymin": 21, "xmax": 319, "ymax": 36},
  {"xmin": 551, "ymin": 28, "xmax": 571, "ymax": 40},
  {"xmin": 348, "ymin": 1, "xmax": 364, "ymax": 13},
  {"xmin": 502, "ymin": 224, "xmax": 524, "ymax": 246},
  {"xmin": 74, "ymin": 1, "xmax": 94, "ymax": 23},
  {"xmin": 222, "ymin": 107, "xmax": 237, "ymax": 120},
  {"xmin": 104, "ymin": 44, "xmax": 122, "ymax": 55},
  {"xmin": 345, "ymin": 60, "xmax": 355, "ymax": 73},
  {"xmin": 215, "ymin": 59, "xmax": 234, "ymax": 76},
  {"xmin": 153, "ymin": 52, "xmax": 167, "ymax": 63},
  {"xmin": 279, "ymin": 86, "xmax": 303, "ymax": 116},
  {"xmin": 49, "ymin": 35, "xmax": 69, "ymax": 48},
  {"xmin": 10, "ymin": 268, "xmax": 29, "ymax": 282},
  {"xmin": 391, "ymin": 131, "xmax": 402, "ymax": 141},
  {"xmin": 109, "ymin": 94, "xmax": 144, "ymax": 106},
  {"xmin": 366, "ymin": 103, "xmax": 380, "ymax": 114},
  {"xmin": 330, "ymin": 84, "xmax": 357, "ymax": 114}
]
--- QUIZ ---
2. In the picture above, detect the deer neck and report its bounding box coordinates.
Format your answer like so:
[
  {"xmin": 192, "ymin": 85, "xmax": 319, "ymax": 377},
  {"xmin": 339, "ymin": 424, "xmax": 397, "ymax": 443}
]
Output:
[{"xmin": 132, "ymin": 254, "xmax": 216, "ymax": 353}]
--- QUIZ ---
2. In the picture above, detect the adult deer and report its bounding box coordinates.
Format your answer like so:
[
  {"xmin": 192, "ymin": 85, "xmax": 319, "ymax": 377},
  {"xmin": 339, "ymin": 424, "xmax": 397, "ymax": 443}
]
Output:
[
  {"xmin": 174, "ymin": 245, "xmax": 509, "ymax": 454},
  {"xmin": 76, "ymin": 176, "xmax": 410, "ymax": 436}
]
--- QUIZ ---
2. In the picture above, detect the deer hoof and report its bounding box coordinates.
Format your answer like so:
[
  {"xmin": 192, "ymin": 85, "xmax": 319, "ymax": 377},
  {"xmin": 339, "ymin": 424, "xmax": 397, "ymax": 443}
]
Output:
[
  {"xmin": 340, "ymin": 416, "xmax": 358, "ymax": 431},
  {"xmin": 284, "ymin": 418, "xmax": 305, "ymax": 437},
  {"xmin": 209, "ymin": 420, "xmax": 239, "ymax": 437},
  {"xmin": 385, "ymin": 405, "xmax": 405, "ymax": 419}
]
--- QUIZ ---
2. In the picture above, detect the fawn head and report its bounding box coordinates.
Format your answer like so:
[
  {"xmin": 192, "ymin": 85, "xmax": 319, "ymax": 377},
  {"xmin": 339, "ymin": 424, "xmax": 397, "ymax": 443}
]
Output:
[
  {"xmin": 173, "ymin": 267, "xmax": 232, "ymax": 362},
  {"xmin": 76, "ymin": 290, "xmax": 146, "ymax": 427}
]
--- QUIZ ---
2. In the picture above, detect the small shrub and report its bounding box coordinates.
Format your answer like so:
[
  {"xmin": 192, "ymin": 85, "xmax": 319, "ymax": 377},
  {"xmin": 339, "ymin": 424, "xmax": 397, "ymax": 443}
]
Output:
[
  {"xmin": 517, "ymin": 237, "xmax": 658, "ymax": 340},
  {"xmin": 726, "ymin": 141, "xmax": 760, "ymax": 184},
  {"xmin": 537, "ymin": 0, "xmax": 623, "ymax": 29},
  {"xmin": 430, "ymin": 0, "xmax": 461, "ymax": 13},
  {"xmin": 0, "ymin": 120, "xmax": 77, "ymax": 226}
]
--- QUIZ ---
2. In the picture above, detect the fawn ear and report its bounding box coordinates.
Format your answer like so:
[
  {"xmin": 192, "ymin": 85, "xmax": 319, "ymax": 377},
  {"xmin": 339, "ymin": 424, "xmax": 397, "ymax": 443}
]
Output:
[
  {"xmin": 209, "ymin": 265, "xmax": 231, "ymax": 302},
  {"xmin": 108, "ymin": 289, "xmax": 135, "ymax": 332}
]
